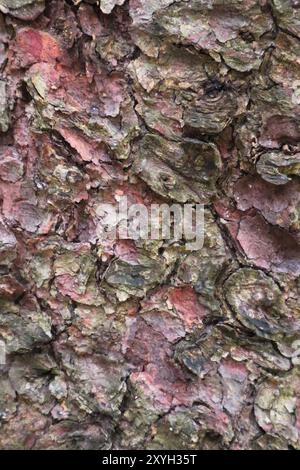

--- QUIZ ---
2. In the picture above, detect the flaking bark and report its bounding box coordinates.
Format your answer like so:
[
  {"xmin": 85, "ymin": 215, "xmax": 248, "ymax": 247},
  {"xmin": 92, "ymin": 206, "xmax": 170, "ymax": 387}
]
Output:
[{"xmin": 0, "ymin": 0, "xmax": 300, "ymax": 450}]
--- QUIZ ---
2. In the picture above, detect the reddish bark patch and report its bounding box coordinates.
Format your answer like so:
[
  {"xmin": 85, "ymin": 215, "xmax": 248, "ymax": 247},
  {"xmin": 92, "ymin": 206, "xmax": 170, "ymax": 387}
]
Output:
[{"xmin": 13, "ymin": 28, "xmax": 61, "ymax": 67}]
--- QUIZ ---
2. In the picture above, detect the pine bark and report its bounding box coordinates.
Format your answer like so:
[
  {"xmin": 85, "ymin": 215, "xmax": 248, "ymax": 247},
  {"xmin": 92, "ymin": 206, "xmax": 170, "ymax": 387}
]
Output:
[{"xmin": 0, "ymin": 0, "xmax": 300, "ymax": 450}]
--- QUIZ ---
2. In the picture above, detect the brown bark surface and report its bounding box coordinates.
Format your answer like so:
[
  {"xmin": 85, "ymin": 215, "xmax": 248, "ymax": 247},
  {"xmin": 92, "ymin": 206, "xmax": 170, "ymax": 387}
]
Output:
[{"xmin": 0, "ymin": 0, "xmax": 300, "ymax": 450}]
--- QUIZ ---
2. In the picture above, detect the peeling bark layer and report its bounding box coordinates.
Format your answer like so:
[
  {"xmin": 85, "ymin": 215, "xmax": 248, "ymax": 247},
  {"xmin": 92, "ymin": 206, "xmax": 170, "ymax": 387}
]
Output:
[{"xmin": 0, "ymin": 0, "xmax": 300, "ymax": 450}]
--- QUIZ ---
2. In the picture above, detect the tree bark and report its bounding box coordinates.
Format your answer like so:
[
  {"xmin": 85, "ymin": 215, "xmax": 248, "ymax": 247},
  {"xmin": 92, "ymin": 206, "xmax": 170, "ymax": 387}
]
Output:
[{"xmin": 0, "ymin": 0, "xmax": 300, "ymax": 450}]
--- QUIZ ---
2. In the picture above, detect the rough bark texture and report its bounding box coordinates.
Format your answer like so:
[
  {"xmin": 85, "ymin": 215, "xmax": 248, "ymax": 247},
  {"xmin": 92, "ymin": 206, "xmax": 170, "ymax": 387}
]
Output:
[{"xmin": 0, "ymin": 0, "xmax": 300, "ymax": 450}]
